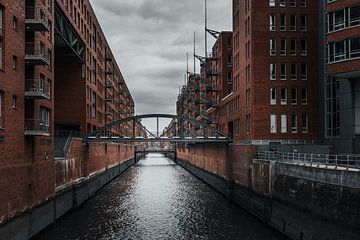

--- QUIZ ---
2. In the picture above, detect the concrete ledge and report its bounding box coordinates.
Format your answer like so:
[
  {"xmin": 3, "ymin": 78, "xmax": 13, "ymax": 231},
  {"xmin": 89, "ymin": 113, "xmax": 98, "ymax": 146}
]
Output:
[
  {"xmin": 0, "ymin": 158, "xmax": 135, "ymax": 240},
  {"xmin": 276, "ymin": 162, "xmax": 360, "ymax": 188},
  {"xmin": 176, "ymin": 158, "xmax": 360, "ymax": 240}
]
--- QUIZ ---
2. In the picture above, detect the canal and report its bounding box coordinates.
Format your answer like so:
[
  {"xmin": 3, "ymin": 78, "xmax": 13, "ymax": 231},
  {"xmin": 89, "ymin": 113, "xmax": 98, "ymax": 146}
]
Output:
[{"xmin": 36, "ymin": 154, "xmax": 282, "ymax": 240}]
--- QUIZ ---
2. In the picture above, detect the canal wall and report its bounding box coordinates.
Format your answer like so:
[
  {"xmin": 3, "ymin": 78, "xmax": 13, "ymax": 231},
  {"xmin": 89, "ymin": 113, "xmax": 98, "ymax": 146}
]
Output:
[
  {"xmin": 0, "ymin": 139, "xmax": 136, "ymax": 240},
  {"xmin": 177, "ymin": 144, "xmax": 360, "ymax": 240}
]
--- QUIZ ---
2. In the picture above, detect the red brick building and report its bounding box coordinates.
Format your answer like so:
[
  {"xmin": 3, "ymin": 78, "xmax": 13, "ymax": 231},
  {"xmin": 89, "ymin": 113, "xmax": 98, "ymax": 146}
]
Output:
[
  {"xmin": 321, "ymin": 0, "xmax": 360, "ymax": 153},
  {"xmin": 177, "ymin": 32, "xmax": 233, "ymax": 133},
  {"xmin": 0, "ymin": 0, "xmax": 134, "ymax": 224},
  {"xmin": 229, "ymin": 0, "xmax": 320, "ymax": 143}
]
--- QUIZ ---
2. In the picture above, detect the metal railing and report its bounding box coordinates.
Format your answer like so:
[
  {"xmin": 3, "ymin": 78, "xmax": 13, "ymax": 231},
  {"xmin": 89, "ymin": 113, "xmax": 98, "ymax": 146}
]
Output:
[
  {"xmin": 25, "ymin": 79, "xmax": 50, "ymax": 99},
  {"xmin": 255, "ymin": 151, "xmax": 360, "ymax": 170},
  {"xmin": 25, "ymin": 6, "xmax": 48, "ymax": 22},
  {"xmin": 25, "ymin": 119, "xmax": 50, "ymax": 135},
  {"xmin": 25, "ymin": 42, "xmax": 49, "ymax": 60}
]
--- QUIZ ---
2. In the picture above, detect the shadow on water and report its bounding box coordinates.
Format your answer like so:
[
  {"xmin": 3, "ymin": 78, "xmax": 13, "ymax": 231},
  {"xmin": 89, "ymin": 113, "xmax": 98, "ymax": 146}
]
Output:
[{"xmin": 36, "ymin": 153, "xmax": 284, "ymax": 240}]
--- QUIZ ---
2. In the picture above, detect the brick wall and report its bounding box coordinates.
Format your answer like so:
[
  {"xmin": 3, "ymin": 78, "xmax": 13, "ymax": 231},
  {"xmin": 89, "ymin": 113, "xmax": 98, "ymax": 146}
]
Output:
[{"xmin": 55, "ymin": 138, "xmax": 135, "ymax": 188}]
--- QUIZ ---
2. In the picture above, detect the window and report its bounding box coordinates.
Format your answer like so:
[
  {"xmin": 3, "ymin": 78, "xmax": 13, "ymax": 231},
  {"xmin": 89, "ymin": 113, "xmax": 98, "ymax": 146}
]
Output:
[
  {"xmin": 291, "ymin": 88, "xmax": 298, "ymax": 105},
  {"xmin": 12, "ymin": 95, "xmax": 17, "ymax": 109},
  {"xmin": 91, "ymin": 91, "xmax": 96, "ymax": 118},
  {"xmin": 300, "ymin": 0, "xmax": 306, "ymax": 7},
  {"xmin": 280, "ymin": 39, "xmax": 286, "ymax": 55},
  {"xmin": 302, "ymin": 114, "xmax": 309, "ymax": 133},
  {"xmin": 291, "ymin": 63, "xmax": 297, "ymax": 80},
  {"xmin": 350, "ymin": 37, "xmax": 360, "ymax": 59},
  {"xmin": 280, "ymin": 14, "xmax": 286, "ymax": 31},
  {"xmin": 327, "ymin": 37, "xmax": 360, "ymax": 63},
  {"xmin": 247, "ymin": 115, "xmax": 251, "ymax": 133},
  {"xmin": 281, "ymin": 88, "xmax": 287, "ymax": 105},
  {"xmin": 270, "ymin": 63, "xmax": 276, "ymax": 80},
  {"xmin": 48, "ymin": 49, "xmax": 52, "ymax": 69},
  {"xmin": 0, "ymin": 40, "xmax": 3, "ymax": 70},
  {"xmin": 40, "ymin": 107, "xmax": 50, "ymax": 133},
  {"xmin": 0, "ymin": 6, "xmax": 3, "ymax": 37},
  {"xmin": 269, "ymin": 0, "xmax": 275, "ymax": 7},
  {"xmin": 290, "ymin": 39, "xmax": 297, "ymax": 55},
  {"xmin": 270, "ymin": 14, "xmax": 276, "ymax": 31},
  {"xmin": 270, "ymin": 39, "xmax": 276, "ymax": 55},
  {"xmin": 301, "ymin": 39, "xmax": 307, "ymax": 56},
  {"xmin": 291, "ymin": 113, "xmax": 298, "ymax": 133},
  {"xmin": 0, "ymin": 91, "xmax": 3, "ymax": 128},
  {"xmin": 301, "ymin": 64, "xmax": 308, "ymax": 80},
  {"xmin": 12, "ymin": 56, "xmax": 17, "ymax": 69},
  {"xmin": 47, "ymin": 79, "xmax": 52, "ymax": 97},
  {"xmin": 325, "ymin": 77, "xmax": 340, "ymax": 137},
  {"xmin": 301, "ymin": 88, "xmax": 308, "ymax": 105},
  {"xmin": 92, "ymin": 57, "xmax": 96, "ymax": 84},
  {"xmin": 12, "ymin": 16, "xmax": 17, "ymax": 30},
  {"xmin": 290, "ymin": 0, "xmax": 296, "ymax": 7},
  {"xmin": 281, "ymin": 115, "xmax": 287, "ymax": 133},
  {"xmin": 281, "ymin": 63, "xmax": 286, "ymax": 80},
  {"xmin": 270, "ymin": 88, "xmax": 277, "ymax": 105},
  {"xmin": 290, "ymin": 14, "xmax": 296, "ymax": 31},
  {"xmin": 300, "ymin": 14, "xmax": 307, "ymax": 31},
  {"xmin": 280, "ymin": 0, "xmax": 286, "ymax": 7},
  {"xmin": 270, "ymin": 114, "xmax": 277, "ymax": 133},
  {"xmin": 350, "ymin": 5, "xmax": 360, "ymax": 27}
]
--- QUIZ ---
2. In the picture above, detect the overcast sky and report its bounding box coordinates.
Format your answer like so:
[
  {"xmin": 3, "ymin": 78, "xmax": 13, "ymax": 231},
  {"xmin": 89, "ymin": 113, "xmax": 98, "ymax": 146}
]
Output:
[{"xmin": 90, "ymin": 0, "xmax": 232, "ymax": 130}]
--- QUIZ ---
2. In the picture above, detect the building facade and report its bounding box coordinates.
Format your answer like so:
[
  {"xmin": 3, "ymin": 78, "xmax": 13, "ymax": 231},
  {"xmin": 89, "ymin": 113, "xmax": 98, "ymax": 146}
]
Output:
[
  {"xmin": 321, "ymin": 0, "xmax": 360, "ymax": 153},
  {"xmin": 229, "ymin": 0, "xmax": 320, "ymax": 144},
  {"xmin": 0, "ymin": 0, "xmax": 134, "ymax": 222}
]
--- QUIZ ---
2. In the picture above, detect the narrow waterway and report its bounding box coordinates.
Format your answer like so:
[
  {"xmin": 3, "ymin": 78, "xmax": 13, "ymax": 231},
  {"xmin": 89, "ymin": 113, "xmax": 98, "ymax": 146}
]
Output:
[{"xmin": 37, "ymin": 154, "xmax": 282, "ymax": 240}]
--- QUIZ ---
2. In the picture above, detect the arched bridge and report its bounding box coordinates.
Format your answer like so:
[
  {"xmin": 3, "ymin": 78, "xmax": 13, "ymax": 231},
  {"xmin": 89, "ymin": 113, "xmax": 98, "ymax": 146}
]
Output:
[{"xmin": 84, "ymin": 114, "xmax": 231, "ymax": 144}]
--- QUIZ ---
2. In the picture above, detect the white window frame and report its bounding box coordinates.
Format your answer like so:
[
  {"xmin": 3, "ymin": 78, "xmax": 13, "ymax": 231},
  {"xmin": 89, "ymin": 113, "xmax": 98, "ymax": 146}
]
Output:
[
  {"xmin": 291, "ymin": 88, "xmax": 298, "ymax": 105},
  {"xmin": 302, "ymin": 114, "xmax": 309, "ymax": 133},
  {"xmin": 281, "ymin": 88, "xmax": 287, "ymax": 105},
  {"xmin": 270, "ymin": 63, "xmax": 276, "ymax": 80},
  {"xmin": 291, "ymin": 113, "xmax": 298, "ymax": 133},
  {"xmin": 270, "ymin": 88, "xmax": 277, "ymax": 105},
  {"xmin": 270, "ymin": 14, "xmax": 276, "ymax": 31},
  {"xmin": 302, "ymin": 88, "xmax": 308, "ymax": 105},
  {"xmin": 270, "ymin": 39, "xmax": 276, "ymax": 56},
  {"xmin": 271, "ymin": 114, "xmax": 277, "ymax": 133},
  {"xmin": 281, "ymin": 114, "xmax": 287, "ymax": 133},
  {"xmin": 281, "ymin": 63, "xmax": 287, "ymax": 80},
  {"xmin": 280, "ymin": 39, "xmax": 287, "ymax": 55},
  {"xmin": 291, "ymin": 63, "xmax": 297, "ymax": 80}
]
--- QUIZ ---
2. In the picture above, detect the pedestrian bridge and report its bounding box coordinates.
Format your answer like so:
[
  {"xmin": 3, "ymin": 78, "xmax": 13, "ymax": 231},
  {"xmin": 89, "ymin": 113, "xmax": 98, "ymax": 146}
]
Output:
[{"xmin": 84, "ymin": 114, "xmax": 231, "ymax": 144}]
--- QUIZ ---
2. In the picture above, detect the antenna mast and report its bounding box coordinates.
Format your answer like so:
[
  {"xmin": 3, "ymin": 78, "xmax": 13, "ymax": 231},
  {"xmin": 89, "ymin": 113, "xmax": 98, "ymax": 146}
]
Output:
[
  {"xmin": 193, "ymin": 32, "xmax": 196, "ymax": 74},
  {"xmin": 205, "ymin": 0, "xmax": 208, "ymax": 58}
]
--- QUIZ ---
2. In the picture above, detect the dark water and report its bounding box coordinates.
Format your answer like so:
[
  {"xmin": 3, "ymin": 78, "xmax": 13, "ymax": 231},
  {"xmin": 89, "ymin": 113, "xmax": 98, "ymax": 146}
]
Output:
[{"xmin": 36, "ymin": 154, "xmax": 282, "ymax": 240}]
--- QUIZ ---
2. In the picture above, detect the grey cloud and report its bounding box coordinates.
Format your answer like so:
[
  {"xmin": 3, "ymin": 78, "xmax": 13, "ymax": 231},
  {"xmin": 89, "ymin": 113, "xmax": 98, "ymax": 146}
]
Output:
[{"xmin": 90, "ymin": 0, "xmax": 231, "ymax": 130}]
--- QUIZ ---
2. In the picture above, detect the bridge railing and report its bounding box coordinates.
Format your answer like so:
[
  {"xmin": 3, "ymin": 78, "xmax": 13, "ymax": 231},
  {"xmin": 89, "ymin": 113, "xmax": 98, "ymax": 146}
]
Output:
[{"xmin": 255, "ymin": 151, "xmax": 360, "ymax": 170}]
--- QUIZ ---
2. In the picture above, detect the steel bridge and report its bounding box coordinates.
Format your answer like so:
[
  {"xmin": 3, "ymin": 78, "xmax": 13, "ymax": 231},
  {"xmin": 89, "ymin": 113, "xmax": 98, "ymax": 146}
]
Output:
[{"xmin": 84, "ymin": 114, "xmax": 231, "ymax": 144}]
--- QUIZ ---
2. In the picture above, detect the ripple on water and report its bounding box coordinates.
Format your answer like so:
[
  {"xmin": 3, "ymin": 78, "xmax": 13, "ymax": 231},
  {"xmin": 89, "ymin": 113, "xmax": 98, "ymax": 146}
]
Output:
[{"xmin": 36, "ymin": 154, "xmax": 283, "ymax": 240}]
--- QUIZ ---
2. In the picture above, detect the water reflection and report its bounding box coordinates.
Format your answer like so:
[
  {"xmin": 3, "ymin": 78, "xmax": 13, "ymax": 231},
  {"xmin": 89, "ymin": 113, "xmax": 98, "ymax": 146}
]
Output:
[{"xmin": 36, "ymin": 154, "xmax": 282, "ymax": 240}]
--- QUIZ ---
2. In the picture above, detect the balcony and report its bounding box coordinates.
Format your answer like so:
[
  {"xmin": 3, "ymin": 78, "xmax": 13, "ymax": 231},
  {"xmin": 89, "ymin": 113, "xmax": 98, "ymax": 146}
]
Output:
[
  {"xmin": 25, "ymin": 79, "xmax": 50, "ymax": 100},
  {"xmin": 25, "ymin": 119, "xmax": 50, "ymax": 136},
  {"xmin": 206, "ymin": 70, "xmax": 219, "ymax": 77},
  {"xmin": 105, "ymin": 81, "xmax": 113, "ymax": 88},
  {"xmin": 25, "ymin": 6, "xmax": 49, "ymax": 32},
  {"xmin": 25, "ymin": 42, "xmax": 49, "ymax": 65},
  {"xmin": 105, "ymin": 69, "xmax": 114, "ymax": 75}
]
